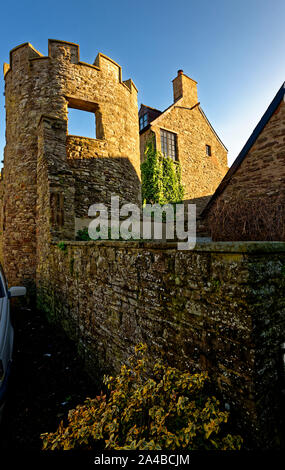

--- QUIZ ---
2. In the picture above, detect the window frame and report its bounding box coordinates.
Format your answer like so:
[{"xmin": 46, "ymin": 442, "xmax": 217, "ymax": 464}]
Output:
[
  {"xmin": 160, "ymin": 129, "xmax": 178, "ymax": 162},
  {"xmin": 206, "ymin": 144, "xmax": 212, "ymax": 157},
  {"xmin": 139, "ymin": 113, "xmax": 148, "ymax": 131}
]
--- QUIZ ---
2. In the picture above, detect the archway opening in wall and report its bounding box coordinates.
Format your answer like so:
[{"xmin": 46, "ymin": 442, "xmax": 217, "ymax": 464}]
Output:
[{"xmin": 67, "ymin": 96, "xmax": 104, "ymax": 139}]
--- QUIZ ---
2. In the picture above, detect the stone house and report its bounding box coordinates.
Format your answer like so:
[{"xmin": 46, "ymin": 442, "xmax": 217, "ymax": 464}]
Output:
[
  {"xmin": 201, "ymin": 82, "xmax": 285, "ymax": 241},
  {"xmin": 138, "ymin": 70, "xmax": 228, "ymax": 214}
]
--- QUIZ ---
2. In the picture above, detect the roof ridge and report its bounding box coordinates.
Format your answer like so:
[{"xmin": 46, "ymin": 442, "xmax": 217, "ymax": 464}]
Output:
[{"xmin": 140, "ymin": 104, "xmax": 162, "ymax": 113}]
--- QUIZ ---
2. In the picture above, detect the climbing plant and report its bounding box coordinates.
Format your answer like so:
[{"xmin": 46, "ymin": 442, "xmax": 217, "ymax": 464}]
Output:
[
  {"xmin": 162, "ymin": 153, "xmax": 184, "ymax": 204},
  {"xmin": 141, "ymin": 138, "xmax": 184, "ymax": 205}
]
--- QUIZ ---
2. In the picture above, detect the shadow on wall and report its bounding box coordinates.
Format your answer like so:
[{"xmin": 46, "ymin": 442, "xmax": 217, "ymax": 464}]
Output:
[
  {"xmin": 183, "ymin": 195, "xmax": 212, "ymax": 217},
  {"xmin": 67, "ymin": 156, "xmax": 142, "ymax": 217}
]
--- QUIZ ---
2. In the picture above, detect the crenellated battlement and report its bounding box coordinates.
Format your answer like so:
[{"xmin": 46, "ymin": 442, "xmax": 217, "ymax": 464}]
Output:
[
  {"xmin": 4, "ymin": 39, "xmax": 137, "ymax": 94},
  {"xmin": 3, "ymin": 41, "xmax": 43, "ymax": 77}
]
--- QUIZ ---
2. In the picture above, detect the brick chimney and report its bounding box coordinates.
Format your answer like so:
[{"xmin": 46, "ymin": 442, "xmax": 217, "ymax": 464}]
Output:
[{"xmin": 172, "ymin": 69, "xmax": 198, "ymax": 107}]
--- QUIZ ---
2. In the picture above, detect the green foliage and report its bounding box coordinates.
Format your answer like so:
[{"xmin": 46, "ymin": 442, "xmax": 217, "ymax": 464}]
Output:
[
  {"xmin": 162, "ymin": 154, "xmax": 184, "ymax": 204},
  {"xmin": 212, "ymin": 279, "xmax": 221, "ymax": 292},
  {"xmin": 76, "ymin": 226, "xmax": 139, "ymax": 241},
  {"xmin": 141, "ymin": 139, "xmax": 164, "ymax": 205},
  {"xmin": 40, "ymin": 344, "xmax": 243, "ymax": 451},
  {"xmin": 141, "ymin": 139, "xmax": 184, "ymax": 205},
  {"xmin": 69, "ymin": 258, "xmax": 75, "ymax": 275},
  {"xmin": 57, "ymin": 242, "xmax": 67, "ymax": 252},
  {"xmin": 76, "ymin": 227, "xmax": 91, "ymax": 241}
]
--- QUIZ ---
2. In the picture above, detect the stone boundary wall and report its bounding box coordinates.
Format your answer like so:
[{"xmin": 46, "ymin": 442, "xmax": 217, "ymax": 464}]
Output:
[{"xmin": 37, "ymin": 240, "xmax": 285, "ymax": 448}]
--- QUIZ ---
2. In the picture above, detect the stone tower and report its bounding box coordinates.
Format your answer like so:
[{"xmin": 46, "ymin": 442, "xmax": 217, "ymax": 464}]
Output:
[{"xmin": 1, "ymin": 40, "xmax": 141, "ymax": 288}]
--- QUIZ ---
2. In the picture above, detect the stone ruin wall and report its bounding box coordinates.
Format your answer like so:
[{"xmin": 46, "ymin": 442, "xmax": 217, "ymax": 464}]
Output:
[{"xmin": 1, "ymin": 40, "xmax": 140, "ymax": 287}]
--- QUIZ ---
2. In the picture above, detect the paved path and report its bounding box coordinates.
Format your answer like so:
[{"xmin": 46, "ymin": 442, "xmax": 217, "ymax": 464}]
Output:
[{"xmin": 0, "ymin": 306, "xmax": 97, "ymax": 450}]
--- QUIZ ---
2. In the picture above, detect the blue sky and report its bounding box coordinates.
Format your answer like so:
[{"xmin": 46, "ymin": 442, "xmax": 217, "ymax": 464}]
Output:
[{"xmin": 0, "ymin": 0, "xmax": 285, "ymax": 167}]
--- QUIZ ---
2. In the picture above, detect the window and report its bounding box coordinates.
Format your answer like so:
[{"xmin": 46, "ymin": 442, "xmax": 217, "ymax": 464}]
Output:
[
  {"xmin": 139, "ymin": 113, "xmax": 148, "ymax": 131},
  {"xmin": 68, "ymin": 108, "xmax": 96, "ymax": 139},
  {"xmin": 160, "ymin": 129, "xmax": 177, "ymax": 161},
  {"xmin": 206, "ymin": 144, "xmax": 212, "ymax": 156},
  {"xmin": 67, "ymin": 97, "xmax": 104, "ymax": 139}
]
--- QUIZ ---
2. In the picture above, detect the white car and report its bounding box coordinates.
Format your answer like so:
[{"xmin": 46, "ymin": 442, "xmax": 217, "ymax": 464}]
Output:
[{"xmin": 0, "ymin": 265, "xmax": 26, "ymax": 420}]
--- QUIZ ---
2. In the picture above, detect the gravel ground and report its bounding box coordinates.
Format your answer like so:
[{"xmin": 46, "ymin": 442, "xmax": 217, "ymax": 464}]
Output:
[{"xmin": 0, "ymin": 305, "xmax": 98, "ymax": 451}]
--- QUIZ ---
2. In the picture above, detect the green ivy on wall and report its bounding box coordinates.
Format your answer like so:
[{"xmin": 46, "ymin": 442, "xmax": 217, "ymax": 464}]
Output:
[{"xmin": 141, "ymin": 138, "xmax": 184, "ymax": 205}]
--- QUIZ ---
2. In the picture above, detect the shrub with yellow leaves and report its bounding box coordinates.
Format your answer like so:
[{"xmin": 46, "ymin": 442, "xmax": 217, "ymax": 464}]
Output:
[{"xmin": 40, "ymin": 343, "xmax": 243, "ymax": 451}]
